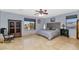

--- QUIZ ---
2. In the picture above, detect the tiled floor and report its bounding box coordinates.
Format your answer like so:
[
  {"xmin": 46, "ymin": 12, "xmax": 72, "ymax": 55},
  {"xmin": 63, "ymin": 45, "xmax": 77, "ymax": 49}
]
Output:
[{"xmin": 0, "ymin": 35, "xmax": 79, "ymax": 50}]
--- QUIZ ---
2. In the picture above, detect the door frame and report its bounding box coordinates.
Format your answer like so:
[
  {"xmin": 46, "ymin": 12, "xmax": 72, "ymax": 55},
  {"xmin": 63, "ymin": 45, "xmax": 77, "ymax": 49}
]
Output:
[
  {"xmin": 8, "ymin": 19, "xmax": 22, "ymax": 37},
  {"xmin": 77, "ymin": 20, "xmax": 79, "ymax": 39}
]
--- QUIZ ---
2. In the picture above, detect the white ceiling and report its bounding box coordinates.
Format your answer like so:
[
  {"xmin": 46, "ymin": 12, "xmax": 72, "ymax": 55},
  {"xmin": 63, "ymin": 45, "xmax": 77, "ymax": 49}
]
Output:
[{"xmin": 0, "ymin": 9, "xmax": 78, "ymax": 18}]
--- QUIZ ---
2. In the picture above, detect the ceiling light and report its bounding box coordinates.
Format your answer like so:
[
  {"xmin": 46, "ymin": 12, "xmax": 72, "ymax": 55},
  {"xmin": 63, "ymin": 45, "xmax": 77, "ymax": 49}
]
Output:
[{"xmin": 39, "ymin": 14, "xmax": 43, "ymax": 17}]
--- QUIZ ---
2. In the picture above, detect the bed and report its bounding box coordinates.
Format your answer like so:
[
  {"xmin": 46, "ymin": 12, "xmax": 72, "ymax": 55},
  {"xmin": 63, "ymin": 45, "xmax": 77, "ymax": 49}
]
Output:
[{"xmin": 36, "ymin": 29, "xmax": 60, "ymax": 40}]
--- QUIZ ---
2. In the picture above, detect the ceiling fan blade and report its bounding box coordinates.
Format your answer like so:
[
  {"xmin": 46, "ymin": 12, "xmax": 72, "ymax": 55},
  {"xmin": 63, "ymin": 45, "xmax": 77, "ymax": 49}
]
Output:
[
  {"xmin": 34, "ymin": 13, "xmax": 39, "ymax": 15},
  {"xmin": 43, "ymin": 13, "xmax": 48, "ymax": 15},
  {"xmin": 35, "ymin": 10, "xmax": 39, "ymax": 12}
]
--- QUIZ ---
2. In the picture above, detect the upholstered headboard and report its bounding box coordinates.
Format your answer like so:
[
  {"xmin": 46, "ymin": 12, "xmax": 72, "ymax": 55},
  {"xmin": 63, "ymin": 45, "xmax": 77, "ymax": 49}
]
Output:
[{"xmin": 46, "ymin": 22, "xmax": 60, "ymax": 30}]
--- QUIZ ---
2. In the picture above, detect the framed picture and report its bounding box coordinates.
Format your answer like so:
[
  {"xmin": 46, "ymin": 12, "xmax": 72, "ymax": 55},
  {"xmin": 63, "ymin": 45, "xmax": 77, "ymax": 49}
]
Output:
[
  {"xmin": 50, "ymin": 17, "xmax": 55, "ymax": 22},
  {"xmin": 37, "ymin": 19, "xmax": 41, "ymax": 24}
]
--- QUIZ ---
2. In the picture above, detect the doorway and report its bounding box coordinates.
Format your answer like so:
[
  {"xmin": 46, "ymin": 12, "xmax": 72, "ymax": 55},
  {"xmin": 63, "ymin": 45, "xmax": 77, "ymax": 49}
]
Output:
[{"xmin": 8, "ymin": 20, "xmax": 22, "ymax": 37}]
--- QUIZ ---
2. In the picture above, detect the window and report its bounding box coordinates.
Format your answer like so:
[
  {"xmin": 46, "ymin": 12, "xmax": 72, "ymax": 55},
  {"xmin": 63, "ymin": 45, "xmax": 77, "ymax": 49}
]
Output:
[
  {"xmin": 24, "ymin": 18, "xmax": 36, "ymax": 30},
  {"xmin": 66, "ymin": 15, "xmax": 77, "ymax": 29}
]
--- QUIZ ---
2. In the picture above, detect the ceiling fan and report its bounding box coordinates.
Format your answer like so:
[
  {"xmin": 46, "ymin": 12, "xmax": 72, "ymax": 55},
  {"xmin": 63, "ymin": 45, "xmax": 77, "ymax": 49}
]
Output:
[{"xmin": 34, "ymin": 9, "xmax": 48, "ymax": 16}]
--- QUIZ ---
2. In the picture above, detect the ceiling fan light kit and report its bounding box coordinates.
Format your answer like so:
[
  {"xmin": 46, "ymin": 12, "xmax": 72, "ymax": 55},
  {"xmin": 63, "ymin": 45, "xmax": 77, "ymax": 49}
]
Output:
[{"xmin": 39, "ymin": 14, "xmax": 44, "ymax": 16}]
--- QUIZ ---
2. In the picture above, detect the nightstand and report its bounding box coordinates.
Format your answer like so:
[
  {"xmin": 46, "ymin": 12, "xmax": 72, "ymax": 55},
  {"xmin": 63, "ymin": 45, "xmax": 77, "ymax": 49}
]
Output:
[{"xmin": 60, "ymin": 29, "xmax": 69, "ymax": 37}]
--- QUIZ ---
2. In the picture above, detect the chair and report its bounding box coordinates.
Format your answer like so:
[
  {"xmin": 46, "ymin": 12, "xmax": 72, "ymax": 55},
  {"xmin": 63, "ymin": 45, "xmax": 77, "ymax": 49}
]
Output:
[
  {"xmin": 0, "ymin": 34, "xmax": 4, "ymax": 43},
  {"xmin": 0, "ymin": 28, "xmax": 14, "ymax": 42}
]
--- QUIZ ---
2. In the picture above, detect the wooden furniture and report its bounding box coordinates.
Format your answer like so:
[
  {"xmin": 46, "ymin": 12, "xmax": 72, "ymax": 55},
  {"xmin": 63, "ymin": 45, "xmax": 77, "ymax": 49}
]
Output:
[
  {"xmin": 77, "ymin": 20, "xmax": 79, "ymax": 39},
  {"xmin": 8, "ymin": 20, "xmax": 21, "ymax": 37},
  {"xmin": 60, "ymin": 29, "xmax": 69, "ymax": 37}
]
